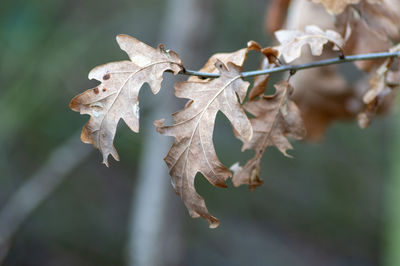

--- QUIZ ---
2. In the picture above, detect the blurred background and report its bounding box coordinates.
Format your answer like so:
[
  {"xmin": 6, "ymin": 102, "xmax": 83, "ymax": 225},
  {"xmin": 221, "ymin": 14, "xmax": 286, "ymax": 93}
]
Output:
[{"xmin": 0, "ymin": 0, "xmax": 399, "ymax": 265}]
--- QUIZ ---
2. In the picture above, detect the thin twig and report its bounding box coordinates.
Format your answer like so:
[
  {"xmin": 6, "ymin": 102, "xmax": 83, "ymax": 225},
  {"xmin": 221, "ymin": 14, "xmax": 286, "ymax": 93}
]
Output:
[{"xmin": 179, "ymin": 51, "xmax": 400, "ymax": 79}]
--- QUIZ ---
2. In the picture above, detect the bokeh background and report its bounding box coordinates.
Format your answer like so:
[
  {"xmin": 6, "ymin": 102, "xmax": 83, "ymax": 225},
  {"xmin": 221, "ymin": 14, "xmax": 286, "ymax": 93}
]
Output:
[{"xmin": 1, "ymin": 0, "xmax": 399, "ymax": 265}]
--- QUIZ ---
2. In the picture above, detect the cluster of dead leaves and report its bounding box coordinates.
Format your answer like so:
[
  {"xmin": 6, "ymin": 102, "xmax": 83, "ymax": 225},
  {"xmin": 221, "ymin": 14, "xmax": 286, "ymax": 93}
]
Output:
[
  {"xmin": 70, "ymin": 33, "xmax": 312, "ymax": 227},
  {"xmin": 332, "ymin": 0, "xmax": 400, "ymax": 127},
  {"xmin": 70, "ymin": 1, "xmax": 400, "ymax": 227},
  {"xmin": 358, "ymin": 44, "xmax": 400, "ymax": 127},
  {"xmin": 265, "ymin": 0, "xmax": 400, "ymax": 139}
]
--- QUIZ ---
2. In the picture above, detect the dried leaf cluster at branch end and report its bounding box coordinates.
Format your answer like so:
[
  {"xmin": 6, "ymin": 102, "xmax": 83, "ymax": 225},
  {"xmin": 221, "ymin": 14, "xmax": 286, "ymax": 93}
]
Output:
[{"xmin": 70, "ymin": 16, "xmax": 400, "ymax": 227}]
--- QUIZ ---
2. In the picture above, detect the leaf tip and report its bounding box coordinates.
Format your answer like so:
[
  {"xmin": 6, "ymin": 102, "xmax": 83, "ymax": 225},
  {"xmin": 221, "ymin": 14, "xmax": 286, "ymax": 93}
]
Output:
[
  {"xmin": 101, "ymin": 150, "xmax": 120, "ymax": 168},
  {"xmin": 357, "ymin": 112, "xmax": 371, "ymax": 129},
  {"xmin": 247, "ymin": 40, "xmax": 262, "ymax": 51},
  {"xmin": 261, "ymin": 47, "xmax": 279, "ymax": 64},
  {"xmin": 243, "ymin": 127, "xmax": 253, "ymax": 142},
  {"xmin": 283, "ymin": 152, "xmax": 293, "ymax": 158},
  {"xmin": 157, "ymin": 43, "xmax": 166, "ymax": 53},
  {"xmin": 80, "ymin": 125, "xmax": 93, "ymax": 144},
  {"xmin": 69, "ymin": 97, "xmax": 80, "ymax": 112},
  {"xmin": 153, "ymin": 119, "xmax": 165, "ymax": 132},
  {"xmin": 116, "ymin": 34, "xmax": 130, "ymax": 43},
  {"xmin": 215, "ymin": 180, "xmax": 228, "ymax": 188},
  {"xmin": 208, "ymin": 217, "xmax": 220, "ymax": 229}
]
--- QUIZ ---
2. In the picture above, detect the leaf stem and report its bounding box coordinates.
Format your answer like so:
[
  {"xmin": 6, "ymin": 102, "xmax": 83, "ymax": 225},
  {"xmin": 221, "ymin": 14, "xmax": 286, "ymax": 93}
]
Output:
[{"xmin": 179, "ymin": 51, "xmax": 400, "ymax": 79}]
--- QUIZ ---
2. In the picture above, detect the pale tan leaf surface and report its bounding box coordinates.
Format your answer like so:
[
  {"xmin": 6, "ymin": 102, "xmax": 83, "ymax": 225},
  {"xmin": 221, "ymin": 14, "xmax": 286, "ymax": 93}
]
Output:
[
  {"xmin": 232, "ymin": 81, "xmax": 306, "ymax": 190},
  {"xmin": 275, "ymin": 25, "xmax": 344, "ymax": 63},
  {"xmin": 312, "ymin": 0, "xmax": 390, "ymax": 17},
  {"xmin": 70, "ymin": 35, "xmax": 182, "ymax": 166},
  {"xmin": 188, "ymin": 41, "xmax": 262, "ymax": 82},
  {"xmin": 155, "ymin": 61, "xmax": 252, "ymax": 228},
  {"xmin": 311, "ymin": 0, "xmax": 361, "ymax": 14}
]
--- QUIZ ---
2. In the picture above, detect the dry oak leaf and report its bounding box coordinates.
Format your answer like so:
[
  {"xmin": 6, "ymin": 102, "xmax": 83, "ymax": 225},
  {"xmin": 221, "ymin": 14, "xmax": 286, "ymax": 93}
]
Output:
[
  {"xmin": 311, "ymin": 0, "xmax": 361, "ymax": 14},
  {"xmin": 337, "ymin": 0, "xmax": 400, "ymax": 71},
  {"xmin": 188, "ymin": 41, "xmax": 262, "ymax": 82},
  {"xmin": 188, "ymin": 41, "xmax": 277, "ymax": 100},
  {"xmin": 232, "ymin": 81, "xmax": 306, "ymax": 190},
  {"xmin": 155, "ymin": 61, "xmax": 252, "ymax": 228},
  {"xmin": 275, "ymin": 25, "xmax": 344, "ymax": 63},
  {"xmin": 290, "ymin": 66, "xmax": 355, "ymax": 141},
  {"xmin": 358, "ymin": 44, "xmax": 400, "ymax": 128},
  {"xmin": 358, "ymin": 0, "xmax": 400, "ymax": 41},
  {"xmin": 311, "ymin": 0, "xmax": 384, "ymax": 14},
  {"xmin": 248, "ymin": 47, "xmax": 279, "ymax": 101},
  {"xmin": 364, "ymin": 44, "xmax": 400, "ymax": 105},
  {"xmin": 248, "ymin": 57, "xmax": 275, "ymax": 101},
  {"xmin": 70, "ymin": 35, "xmax": 182, "ymax": 166},
  {"xmin": 243, "ymin": 46, "xmax": 279, "ymax": 100}
]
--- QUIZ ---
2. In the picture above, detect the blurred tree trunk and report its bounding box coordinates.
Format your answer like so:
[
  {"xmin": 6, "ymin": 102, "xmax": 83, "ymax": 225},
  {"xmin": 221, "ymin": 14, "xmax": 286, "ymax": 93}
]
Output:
[
  {"xmin": 0, "ymin": 134, "xmax": 92, "ymax": 263},
  {"xmin": 125, "ymin": 1, "xmax": 214, "ymax": 266}
]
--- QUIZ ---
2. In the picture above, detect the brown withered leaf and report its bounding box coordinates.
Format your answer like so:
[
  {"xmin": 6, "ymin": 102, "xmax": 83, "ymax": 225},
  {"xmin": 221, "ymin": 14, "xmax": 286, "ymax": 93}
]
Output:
[
  {"xmin": 248, "ymin": 58, "xmax": 274, "ymax": 100},
  {"xmin": 278, "ymin": 0, "xmax": 397, "ymax": 139},
  {"xmin": 264, "ymin": 0, "xmax": 292, "ymax": 34},
  {"xmin": 311, "ymin": 0, "xmax": 361, "ymax": 14},
  {"xmin": 70, "ymin": 35, "xmax": 182, "ymax": 166},
  {"xmin": 275, "ymin": 25, "xmax": 344, "ymax": 63},
  {"xmin": 359, "ymin": 0, "xmax": 400, "ymax": 41},
  {"xmin": 248, "ymin": 48, "xmax": 279, "ymax": 101},
  {"xmin": 275, "ymin": 1, "xmax": 357, "ymax": 140},
  {"xmin": 188, "ymin": 42, "xmax": 277, "ymax": 101},
  {"xmin": 337, "ymin": 0, "xmax": 400, "ymax": 71},
  {"xmin": 290, "ymin": 65, "xmax": 356, "ymax": 140},
  {"xmin": 358, "ymin": 44, "xmax": 400, "ymax": 128},
  {"xmin": 188, "ymin": 41, "xmax": 262, "ymax": 82},
  {"xmin": 232, "ymin": 81, "xmax": 306, "ymax": 190},
  {"xmin": 155, "ymin": 61, "xmax": 252, "ymax": 228},
  {"xmin": 262, "ymin": 47, "xmax": 280, "ymax": 64},
  {"xmin": 363, "ymin": 60, "xmax": 393, "ymax": 105}
]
